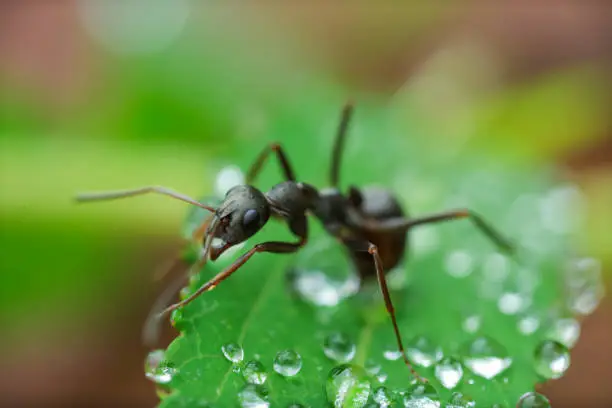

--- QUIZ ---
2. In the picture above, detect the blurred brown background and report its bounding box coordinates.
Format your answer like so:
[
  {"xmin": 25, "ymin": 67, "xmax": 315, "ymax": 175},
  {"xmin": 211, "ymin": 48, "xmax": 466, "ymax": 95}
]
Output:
[{"xmin": 1, "ymin": 1, "xmax": 611, "ymax": 407}]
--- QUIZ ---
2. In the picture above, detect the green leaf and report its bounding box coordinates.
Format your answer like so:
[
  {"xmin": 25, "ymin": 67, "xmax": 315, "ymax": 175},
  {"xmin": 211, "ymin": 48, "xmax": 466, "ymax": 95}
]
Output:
[{"xmin": 151, "ymin": 106, "xmax": 601, "ymax": 407}]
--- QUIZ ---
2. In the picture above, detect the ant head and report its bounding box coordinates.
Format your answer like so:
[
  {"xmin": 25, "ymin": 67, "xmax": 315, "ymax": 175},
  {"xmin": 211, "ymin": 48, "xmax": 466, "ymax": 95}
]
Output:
[{"xmin": 210, "ymin": 185, "xmax": 270, "ymax": 258}]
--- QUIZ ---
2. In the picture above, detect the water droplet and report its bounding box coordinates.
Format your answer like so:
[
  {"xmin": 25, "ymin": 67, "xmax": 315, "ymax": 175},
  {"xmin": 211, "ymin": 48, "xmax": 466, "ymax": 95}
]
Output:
[
  {"xmin": 534, "ymin": 340, "xmax": 570, "ymax": 379},
  {"xmin": 221, "ymin": 343, "xmax": 244, "ymax": 363},
  {"xmin": 242, "ymin": 360, "xmax": 268, "ymax": 384},
  {"xmin": 482, "ymin": 252, "xmax": 510, "ymax": 282},
  {"xmin": 372, "ymin": 386, "xmax": 394, "ymax": 407},
  {"xmin": 365, "ymin": 359, "xmax": 382, "ymax": 376},
  {"xmin": 548, "ymin": 317, "xmax": 580, "ymax": 348},
  {"xmin": 238, "ymin": 384, "xmax": 269, "ymax": 408},
  {"xmin": 462, "ymin": 337, "xmax": 512, "ymax": 379},
  {"xmin": 434, "ymin": 357, "xmax": 463, "ymax": 389},
  {"xmin": 498, "ymin": 292, "xmax": 525, "ymax": 315},
  {"xmin": 326, "ymin": 364, "xmax": 372, "ymax": 408},
  {"xmin": 462, "ymin": 315, "xmax": 481, "ymax": 334},
  {"xmin": 445, "ymin": 250, "xmax": 474, "ymax": 278},
  {"xmin": 406, "ymin": 336, "xmax": 443, "ymax": 368},
  {"xmin": 518, "ymin": 315, "xmax": 540, "ymax": 335},
  {"xmin": 215, "ymin": 165, "xmax": 245, "ymax": 197},
  {"xmin": 566, "ymin": 257, "xmax": 604, "ymax": 316},
  {"xmin": 383, "ymin": 349, "xmax": 402, "ymax": 361},
  {"xmin": 273, "ymin": 350, "xmax": 302, "ymax": 377},
  {"xmin": 517, "ymin": 392, "xmax": 551, "ymax": 408},
  {"xmin": 144, "ymin": 350, "xmax": 177, "ymax": 385},
  {"xmin": 288, "ymin": 236, "xmax": 360, "ymax": 307},
  {"xmin": 447, "ymin": 392, "xmax": 475, "ymax": 408},
  {"xmin": 401, "ymin": 382, "xmax": 441, "ymax": 407},
  {"xmin": 323, "ymin": 332, "xmax": 356, "ymax": 363}
]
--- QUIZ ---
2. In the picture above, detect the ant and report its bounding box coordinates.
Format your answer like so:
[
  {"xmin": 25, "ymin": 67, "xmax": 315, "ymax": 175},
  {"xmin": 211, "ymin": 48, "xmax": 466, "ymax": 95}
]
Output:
[{"xmin": 76, "ymin": 103, "xmax": 514, "ymax": 379}]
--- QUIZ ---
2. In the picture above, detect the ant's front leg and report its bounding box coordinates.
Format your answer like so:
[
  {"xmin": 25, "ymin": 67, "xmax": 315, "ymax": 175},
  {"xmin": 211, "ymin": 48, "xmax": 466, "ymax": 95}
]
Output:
[
  {"xmin": 158, "ymin": 235, "xmax": 308, "ymax": 318},
  {"xmin": 247, "ymin": 143, "xmax": 296, "ymax": 184}
]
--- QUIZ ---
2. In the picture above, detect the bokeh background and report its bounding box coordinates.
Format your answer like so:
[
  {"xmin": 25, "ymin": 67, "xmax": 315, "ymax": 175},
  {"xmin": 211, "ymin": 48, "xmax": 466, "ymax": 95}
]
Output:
[{"xmin": 1, "ymin": 1, "xmax": 611, "ymax": 407}]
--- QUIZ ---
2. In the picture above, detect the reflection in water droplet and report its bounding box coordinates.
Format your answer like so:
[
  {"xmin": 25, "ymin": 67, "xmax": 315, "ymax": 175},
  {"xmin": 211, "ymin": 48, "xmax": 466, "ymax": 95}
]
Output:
[
  {"xmin": 401, "ymin": 382, "xmax": 441, "ymax": 408},
  {"xmin": 221, "ymin": 343, "xmax": 244, "ymax": 363},
  {"xmin": 406, "ymin": 336, "xmax": 444, "ymax": 368},
  {"xmin": 326, "ymin": 364, "xmax": 372, "ymax": 408},
  {"xmin": 288, "ymin": 237, "xmax": 360, "ymax": 307},
  {"xmin": 238, "ymin": 384, "xmax": 269, "ymax": 408},
  {"xmin": 242, "ymin": 360, "xmax": 268, "ymax": 385},
  {"xmin": 462, "ymin": 337, "xmax": 512, "ymax": 380},
  {"xmin": 434, "ymin": 357, "xmax": 463, "ymax": 389},
  {"xmin": 144, "ymin": 350, "xmax": 177, "ymax": 385},
  {"xmin": 372, "ymin": 386, "xmax": 394, "ymax": 407},
  {"xmin": 498, "ymin": 292, "xmax": 525, "ymax": 315},
  {"xmin": 462, "ymin": 315, "xmax": 481, "ymax": 334},
  {"xmin": 273, "ymin": 350, "xmax": 302, "ymax": 377},
  {"xmin": 323, "ymin": 332, "xmax": 356, "ymax": 363},
  {"xmin": 447, "ymin": 392, "xmax": 475, "ymax": 408},
  {"xmin": 445, "ymin": 250, "xmax": 474, "ymax": 278},
  {"xmin": 548, "ymin": 317, "xmax": 580, "ymax": 348},
  {"xmin": 534, "ymin": 340, "xmax": 570, "ymax": 379},
  {"xmin": 518, "ymin": 315, "xmax": 540, "ymax": 336},
  {"xmin": 517, "ymin": 392, "xmax": 551, "ymax": 408}
]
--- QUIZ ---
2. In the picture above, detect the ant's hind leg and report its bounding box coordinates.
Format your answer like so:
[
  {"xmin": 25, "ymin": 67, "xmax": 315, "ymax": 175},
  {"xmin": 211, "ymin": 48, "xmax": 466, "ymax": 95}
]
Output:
[{"xmin": 360, "ymin": 209, "xmax": 515, "ymax": 255}]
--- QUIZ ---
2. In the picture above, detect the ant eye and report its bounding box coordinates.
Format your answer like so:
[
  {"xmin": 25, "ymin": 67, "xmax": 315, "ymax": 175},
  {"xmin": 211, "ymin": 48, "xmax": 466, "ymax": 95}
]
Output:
[{"xmin": 242, "ymin": 209, "xmax": 260, "ymax": 230}]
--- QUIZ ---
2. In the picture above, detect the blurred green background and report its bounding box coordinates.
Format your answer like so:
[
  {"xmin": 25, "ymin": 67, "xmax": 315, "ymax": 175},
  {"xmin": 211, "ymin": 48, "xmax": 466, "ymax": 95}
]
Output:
[{"xmin": 0, "ymin": 1, "xmax": 611, "ymax": 406}]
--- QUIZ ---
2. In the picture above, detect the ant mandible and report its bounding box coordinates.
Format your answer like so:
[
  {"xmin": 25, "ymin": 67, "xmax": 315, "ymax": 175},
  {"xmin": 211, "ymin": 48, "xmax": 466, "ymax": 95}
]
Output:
[{"xmin": 76, "ymin": 103, "xmax": 514, "ymax": 379}]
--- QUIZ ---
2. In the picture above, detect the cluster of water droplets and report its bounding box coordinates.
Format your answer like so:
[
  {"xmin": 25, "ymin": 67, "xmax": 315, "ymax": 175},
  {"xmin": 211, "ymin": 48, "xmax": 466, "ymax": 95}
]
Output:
[{"xmin": 158, "ymin": 165, "xmax": 603, "ymax": 406}]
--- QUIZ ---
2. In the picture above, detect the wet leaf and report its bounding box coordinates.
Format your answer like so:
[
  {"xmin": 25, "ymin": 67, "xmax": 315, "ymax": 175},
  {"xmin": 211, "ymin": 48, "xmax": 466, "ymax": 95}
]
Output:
[{"xmin": 155, "ymin": 105, "xmax": 602, "ymax": 407}]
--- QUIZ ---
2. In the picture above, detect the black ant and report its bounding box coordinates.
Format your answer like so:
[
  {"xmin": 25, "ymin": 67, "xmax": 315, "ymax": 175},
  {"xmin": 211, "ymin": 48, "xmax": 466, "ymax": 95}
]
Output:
[{"xmin": 76, "ymin": 103, "xmax": 514, "ymax": 379}]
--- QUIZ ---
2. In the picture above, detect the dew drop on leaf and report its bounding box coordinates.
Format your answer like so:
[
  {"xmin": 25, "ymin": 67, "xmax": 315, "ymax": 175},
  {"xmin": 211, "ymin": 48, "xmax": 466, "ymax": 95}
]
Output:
[
  {"xmin": 326, "ymin": 364, "xmax": 372, "ymax": 408},
  {"xmin": 383, "ymin": 349, "xmax": 403, "ymax": 361},
  {"xmin": 372, "ymin": 386, "xmax": 394, "ymax": 407},
  {"xmin": 288, "ymin": 236, "xmax": 359, "ymax": 307},
  {"xmin": 447, "ymin": 392, "xmax": 475, "ymax": 408},
  {"xmin": 517, "ymin": 315, "xmax": 540, "ymax": 336},
  {"xmin": 237, "ymin": 383, "xmax": 270, "ymax": 408},
  {"xmin": 323, "ymin": 332, "xmax": 357, "ymax": 363},
  {"xmin": 242, "ymin": 360, "xmax": 268, "ymax": 385},
  {"xmin": 401, "ymin": 382, "xmax": 441, "ymax": 408},
  {"xmin": 273, "ymin": 349, "xmax": 303, "ymax": 377},
  {"xmin": 406, "ymin": 335, "xmax": 444, "ymax": 368},
  {"xmin": 462, "ymin": 336, "xmax": 512, "ymax": 380},
  {"xmin": 547, "ymin": 317, "xmax": 580, "ymax": 348},
  {"xmin": 517, "ymin": 392, "xmax": 551, "ymax": 408},
  {"xmin": 144, "ymin": 350, "xmax": 177, "ymax": 385},
  {"xmin": 534, "ymin": 340, "xmax": 570, "ymax": 379},
  {"xmin": 221, "ymin": 342, "xmax": 244, "ymax": 363},
  {"xmin": 434, "ymin": 357, "xmax": 463, "ymax": 389}
]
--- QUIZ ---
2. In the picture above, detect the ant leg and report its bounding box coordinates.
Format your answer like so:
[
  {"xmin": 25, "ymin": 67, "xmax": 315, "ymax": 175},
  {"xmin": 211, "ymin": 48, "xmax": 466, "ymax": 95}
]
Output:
[
  {"xmin": 75, "ymin": 186, "xmax": 216, "ymax": 212},
  {"xmin": 330, "ymin": 102, "xmax": 354, "ymax": 188},
  {"xmin": 345, "ymin": 239, "xmax": 424, "ymax": 381},
  {"xmin": 246, "ymin": 143, "xmax": 296, "ymax": 184},
  {"xmin": 361, "ymin": 209, "xmax": 514, "ymax": 254},
  {"xmin": 158, "ymin": 237, "xmax": 307, "ymax": 317}
]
